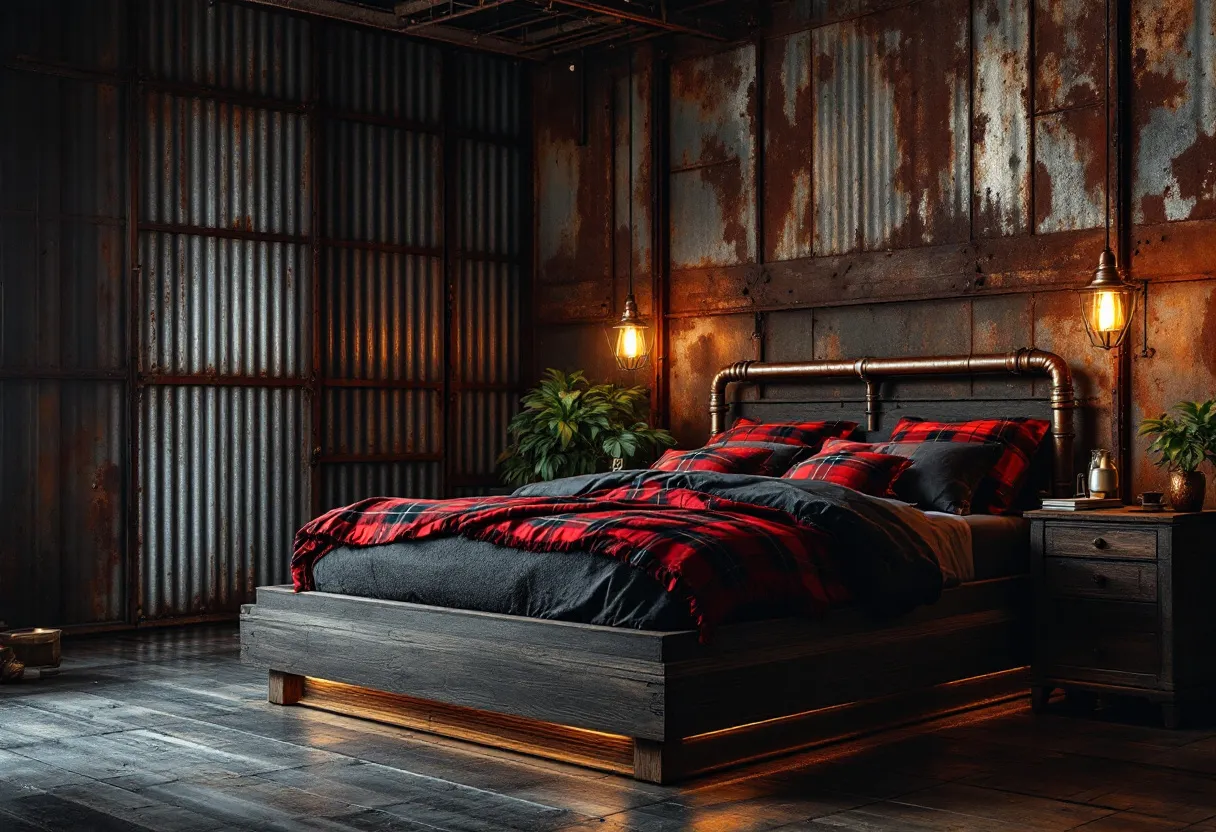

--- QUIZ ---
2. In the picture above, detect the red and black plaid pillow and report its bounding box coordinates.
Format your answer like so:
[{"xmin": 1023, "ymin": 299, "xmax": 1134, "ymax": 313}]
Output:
[
  {"xmin": 715, "ymin": 418, "xmax": 858, "ymax": 451},
  {"xmin": 650, "ymin": 442, "xmax": 807, "ymax": 476},
  {"xmin": 782, "ymin": 448, "xmax": 912, "ymax": 497},
  {"xmin": 887, "ymin": 417, "xmax": 1050, "ymax": 514}
]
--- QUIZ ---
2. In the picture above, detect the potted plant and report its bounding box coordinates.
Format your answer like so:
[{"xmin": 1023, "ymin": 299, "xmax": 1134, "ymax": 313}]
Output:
[
  {"xmin": 1138, "ymin": 399, "xmax": 1216, "ymax": 512},
  {"xmin": 498, "ymin": 369, "xmax": 676, "ymax": 486}
]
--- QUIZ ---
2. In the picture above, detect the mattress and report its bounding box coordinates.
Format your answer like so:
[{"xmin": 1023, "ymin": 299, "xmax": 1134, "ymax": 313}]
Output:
[{"xmin": 311, "ymin": 509, "xmax": 1031, "ymax": 630}]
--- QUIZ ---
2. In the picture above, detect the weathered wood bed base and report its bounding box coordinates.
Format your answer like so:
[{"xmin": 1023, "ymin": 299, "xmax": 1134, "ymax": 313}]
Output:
[
  {"xmin": 241, "ymin": 577, "xmax": 1029, "ymax": 783},
  {"xmin": 239, "ymin": 349, "xmax": 1075, "ymax": 783}
]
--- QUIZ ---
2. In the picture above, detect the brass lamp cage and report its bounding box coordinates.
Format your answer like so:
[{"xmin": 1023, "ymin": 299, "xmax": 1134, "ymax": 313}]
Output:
[{"xmin": 1079, "ymin": 249, "xmax": 1138, "ymax": 350}]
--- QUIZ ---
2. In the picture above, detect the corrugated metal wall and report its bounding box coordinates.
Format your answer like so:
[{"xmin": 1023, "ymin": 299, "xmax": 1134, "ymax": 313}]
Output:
[{"xmin": 0, "ymin": 0, "xmax": 528, "ymax": 628}]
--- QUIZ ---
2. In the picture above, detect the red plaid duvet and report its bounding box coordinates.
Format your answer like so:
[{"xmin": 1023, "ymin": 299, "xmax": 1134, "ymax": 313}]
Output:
[{"xmin": 293, "ymin": 480, "xmax": 852, "ymax": 638}]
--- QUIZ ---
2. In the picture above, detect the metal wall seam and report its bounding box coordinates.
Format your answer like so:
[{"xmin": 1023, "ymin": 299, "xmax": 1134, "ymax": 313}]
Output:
[{"xmin": 139, "ymin": 385, "xmax": 308, "ymax": 619}]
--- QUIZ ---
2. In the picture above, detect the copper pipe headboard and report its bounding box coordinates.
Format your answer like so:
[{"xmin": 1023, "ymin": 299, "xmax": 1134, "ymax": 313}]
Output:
[{"xmin": 709, "ymin": 348, "xmax": 1076, "ymax": 497}]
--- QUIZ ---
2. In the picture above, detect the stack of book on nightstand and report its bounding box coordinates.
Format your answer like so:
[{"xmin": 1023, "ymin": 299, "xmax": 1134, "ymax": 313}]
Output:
[{"xmin": 1039, "ymin": 496, "xmax": 1124, "ymax": 511}]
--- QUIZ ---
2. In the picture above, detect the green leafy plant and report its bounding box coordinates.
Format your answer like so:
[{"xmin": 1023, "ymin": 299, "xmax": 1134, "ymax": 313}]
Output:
[
  {"xmin": 498, "ymin": 369, "xmax": 676, "ymax": 486},
  {"xmin": 1138, "ymin": 399, "xmax": 1216, "ymax": 473}
]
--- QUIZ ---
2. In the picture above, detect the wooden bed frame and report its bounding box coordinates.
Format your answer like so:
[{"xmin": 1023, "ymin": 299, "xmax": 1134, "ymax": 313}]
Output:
[{"xmin": 240, "ymin": 348, "xmax": 1076, "ymax": 783}]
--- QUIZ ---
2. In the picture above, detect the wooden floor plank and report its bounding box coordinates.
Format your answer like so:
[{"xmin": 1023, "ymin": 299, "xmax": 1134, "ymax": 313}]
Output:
[{"xmin": 5, "ymin": 624, "xmax": 1216, "ymax": 832}]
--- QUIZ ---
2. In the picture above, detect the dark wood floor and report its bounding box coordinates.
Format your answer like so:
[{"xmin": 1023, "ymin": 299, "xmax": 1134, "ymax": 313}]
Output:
[{"xmin": 3, "ymin": 627, "xmax": 1216, "ymax": 831}]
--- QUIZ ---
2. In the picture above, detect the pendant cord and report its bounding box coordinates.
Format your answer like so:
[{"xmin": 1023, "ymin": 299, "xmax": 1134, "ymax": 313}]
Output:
[
  {"xmin": 627, "ymin": 51, "xmax": 634, "ymax": 299},
  {"xmin": 1104, "ymin": 0, "xmax": 1111, "ymax": 254}
]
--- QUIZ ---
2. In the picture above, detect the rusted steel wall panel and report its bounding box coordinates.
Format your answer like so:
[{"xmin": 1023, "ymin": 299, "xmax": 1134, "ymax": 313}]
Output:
[
  {"xmin": 669, "ymin": 44, "xmax": 757, "ymax": 270},
  {"xmin": 454, "ymin": 261, "xmax": 521, "ymax": 385},
  {"xmin": 322, "ymin": 388, "xmax": 441, "ymax": 455},
  {"xmin": 455, "ymin": 50, "xmax": 524, "ymax": 138},
  {"xmin": 322, "ymin": 24, "xmax": 441, "ymax": 122},
  {"xmin": 1, "ymin": 0, "xmax": 125, "ymax": 72},
  {"xmin": 667, "ymin": 313, "xmax": 757, "ymax": 444},
  {"xmin": 321, "ymin": 463, "xmax": 441, "ymax": 511},
  {"xmin": 1130, "ymin": 280, "xmax": 1216, "ymax": 508},
  {"xmin": 321, "ymin": 249, "xmax": 443, "ymax": 382},
  {"xmin": 139, "ymin": 385, "xmax": 309, "ymax": 619},
  {"xmin": 322, "ymin": 120, "xmax": 441, "ymax": 246},
  {"xmin": 0, "ymin": 382, "xmax": 126, "ymax": 628},
  {"xmin": 456, "ymin": 141, "xmax": 523, "ymax": 258},
  {"xmin": 973, "ymin": 0, "xmax": 1031, "ymax": 237},
  {"xmin": 1034, "ymin": 106, "xmax": 1106, "ymax": 233},
  {"xmin": 1034, "ymin": 0, "xmax": 1104, "ymax": 112},
  {"xmin": 812, "ymin": 0, "xmax": 970, "ymax": 254},
  {"xmin": 764, "ymin": 30, "xmax": 814, "ymax": 261},
  {"xmin": 0, "ymin": 72, "xmax": 126, "ymax": 371},
  {"xmin": 142, "ymin": 91, "xmax": 311, "ymax": 236},
  {"xmin": 141, "ymin": 0, "xmax": 312, "ymax": 101},
  {"xmin": 140, "ymin": 233, "xmax": 311, "ymax": 377},
  {"xmin": 452, "ymin": 391, "xmax": 516, "ymax": 483},
  {"xmin": 535, "ymin": 60, "xmax": 613, "ymax": 320},
  {"xmin": 1132, "ymin": 0, "xmax": 1216, "ymax": 225}
]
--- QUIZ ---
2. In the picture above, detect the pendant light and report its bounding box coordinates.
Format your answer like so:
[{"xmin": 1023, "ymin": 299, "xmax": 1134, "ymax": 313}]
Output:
[
  {"xmin": 610, "ymin": 52, "xmax": 653, "ymax": 372},
  {"xmin": 1079, "ymin": 0, "xmax": 1137, "ymax": 350}
]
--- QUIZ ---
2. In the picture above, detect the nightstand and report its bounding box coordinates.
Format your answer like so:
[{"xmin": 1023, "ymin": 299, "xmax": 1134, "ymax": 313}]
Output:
[{"xmin": 1026, "ymin": 508, "xmax": 1216, "ymax": 728}]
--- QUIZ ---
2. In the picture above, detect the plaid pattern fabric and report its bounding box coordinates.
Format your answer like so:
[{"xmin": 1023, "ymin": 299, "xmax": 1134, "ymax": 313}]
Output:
[
  {"xmin": 887, "ymin": 417, "xmax": 1050, "ymax": 514},
  {"xmin": 783, "ymin": 449, "xmax": 912, "ymax": 497},
  {"xmin": 713, "ymin": 419, "xmax": 857, "ymax": 450},
  {"xmin": 293, "ymin": 482, "xmax": 851, "ymax": 639},
  {"xmin": 650, "ymin": 443, "xmax": 804, "ymax": 476}
]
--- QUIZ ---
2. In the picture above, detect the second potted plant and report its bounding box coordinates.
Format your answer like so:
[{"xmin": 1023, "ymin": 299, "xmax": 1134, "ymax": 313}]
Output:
[{"xmin": 1138, "ymin": 399, "xmax": 1216, "ymax": 512}]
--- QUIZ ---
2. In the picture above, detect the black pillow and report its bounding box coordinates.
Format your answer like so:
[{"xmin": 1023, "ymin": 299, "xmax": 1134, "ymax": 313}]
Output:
[{"xmin": 881, "ymin": 442, "xmax": 1006, "ymax": 515}]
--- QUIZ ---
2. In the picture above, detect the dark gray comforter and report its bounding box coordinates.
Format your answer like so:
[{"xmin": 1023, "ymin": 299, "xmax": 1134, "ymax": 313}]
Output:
[{"xmin": 311, "ymin": 469, "xmax": 949, "ymax": 630}]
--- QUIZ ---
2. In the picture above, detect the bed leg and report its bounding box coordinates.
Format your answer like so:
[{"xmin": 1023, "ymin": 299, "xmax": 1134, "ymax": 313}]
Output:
[
  {"xmin": 268, "ymin": 670, "xmax": 304, "ymax": 705},
  {"xmin": 633, "ymin": 739, "xmax": 677, "ymax": 784}
]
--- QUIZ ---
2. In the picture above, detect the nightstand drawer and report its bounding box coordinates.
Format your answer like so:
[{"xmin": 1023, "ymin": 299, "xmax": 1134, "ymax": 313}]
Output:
[
  {"xmin": 1039, "ymin": 599, "xmax": 1160, "ymax": 678},
  {"xmin": 1044, "ymin": 557, "xmax": 1158, "ymax": 602},
  {"xmin": 1045, "ymin": 524, "xmax": 1157, "ymax": 560}
]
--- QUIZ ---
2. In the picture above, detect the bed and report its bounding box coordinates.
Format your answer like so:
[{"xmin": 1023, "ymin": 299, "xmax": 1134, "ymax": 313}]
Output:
[{"xmin": 240, "ymin": 348, "xmax": 1076, "ymax": 783}]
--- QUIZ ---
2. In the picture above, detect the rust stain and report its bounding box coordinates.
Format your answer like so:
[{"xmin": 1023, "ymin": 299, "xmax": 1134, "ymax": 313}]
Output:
[
  {"xmin": 764, "ymin": 31, "xmax": 814, "ymax": 261},
  {"xmin": 1034, "ymin": 0, "xmax": 1103, "ymax": 112},
  {"xmin": 86, "ymin": 460, "xmax": 122, "ymax": 620},
  {"xmin": 701, "ymin": 136, "xmax": 750, "ymax": 266}
]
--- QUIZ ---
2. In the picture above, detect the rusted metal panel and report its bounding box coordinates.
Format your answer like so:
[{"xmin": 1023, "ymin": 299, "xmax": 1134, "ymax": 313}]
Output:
[
  {"xmin": 323, "ymin": 388, "xmax": 441, "ymax": 455},
  {"xmin": 0, "ymin": 0, "xmax": 125, "ymax": 72},
  {"xmin": 0, "ymin": 381, "xmax": 126, "ymax": 628},
  {"xmin": 141, "ymin": 0, "xmax": 313, "ymax": 101},
  {"xmin": 1, "ymin": 72, "xmax": 126, "ymax": 371},
  {"xmin": 139, "ymin": 385, "xmax": 310, "ymax": 619},
  {"xmin": 532, "ymin": 322, "xmax": 633, "ymax": 387},
  {"xmin": 456, "ymin": 141, "xmax": 523, "ymax": 258},
  {"xmin": 1130, "ymin": 279, "xmax": 1216, "ymax": 507},
  {"xmin": 973, "ymin": 0, "xmax": 1031, "ymax": 237},
  {"xmin": 667, "ymin": 313, "xmax": 756, "ymax": 444},
  {"xmin": 455, "ymin": 50, "xmax": 524, "ymax": 137},
  {"xmin": 764, "ymin": 30, "xmax": 814, "ymax": 261},
  {"xmin": 323, "ymin": 119, "xmax": 441, "ymax": 246},
  {"xmin": 535, "ymin": 61, "xmax": 612, "ymax": 295},
  {"xmin": 812, "ymin": 0, "xmax": 970, "ymax": 254},
  {"xmin": 142, "ymin": 91, "xmax": 312, "ymax": 237},
  {"xmin": 139, "ymin": 233, "xmax": 310, "ymax": 377},
  {"xmin": 321, "ymin": 249, "xmax": 443, "ymax": 381},
  {"xmin": 614, "ymin": 49, "xmax": 655, "ymax": 315},
  {"xmin": 322, "ymin": 23, "xmax": 442, "ymax": 122},
  {"xmin": 455, "ymin": 261, "xmax": 520, "ymax": 385},
  {"xmin": 321, "ymin": 462, "xmax": 442, "ymax": 510},
  {"xmin": 1033, "ymin": 0, "xmax": 1104, "ymax": 113},
  {"xmin": 1132, "ymin": 0, "xmax": 1216, "ymax": 225},
  {"xmin": 452, "ymin": 391, "xmax": 517, "ymax": 482},
  {"xmin": 1034, "ymin": 105, "xmax": 1106, "ymax": 233},
  {"xmin": 669, "ymin": 44, "xmax": 757, "ymax": 269}
]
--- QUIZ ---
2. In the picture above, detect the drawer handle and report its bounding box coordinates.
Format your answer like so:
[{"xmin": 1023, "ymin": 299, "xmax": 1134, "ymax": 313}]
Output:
[
  {"xmin": 1092, "ymin": 573, "xmax": 1109, "ymax": 587},
  {"xmin": 1092, "ymin": 537, "xmax": 1109, "ymax": 550}
]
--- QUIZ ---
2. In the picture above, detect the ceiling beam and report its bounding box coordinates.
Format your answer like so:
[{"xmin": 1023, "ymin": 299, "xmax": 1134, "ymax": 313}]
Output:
[
  {"xmin": 546, "ymin": 0, "xmax": 726, "ymax": 39},
  {"xmin": 244, "ymin": 0, "xmax": 536, "ymax": 58}
]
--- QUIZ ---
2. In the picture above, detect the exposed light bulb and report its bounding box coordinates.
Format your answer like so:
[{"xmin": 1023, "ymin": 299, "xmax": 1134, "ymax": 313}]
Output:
[{"xmin": 1096, "ymin": 290, "xmax": 1122, "ymax": 333}]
